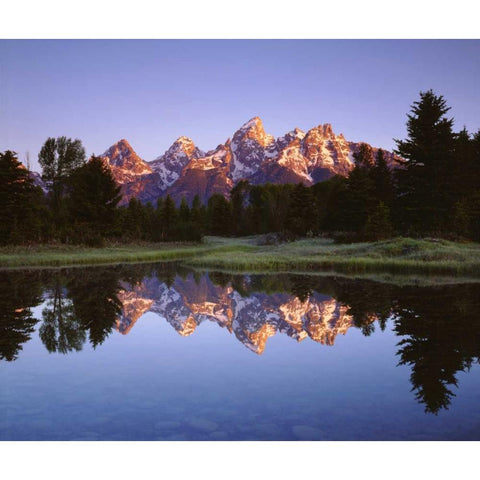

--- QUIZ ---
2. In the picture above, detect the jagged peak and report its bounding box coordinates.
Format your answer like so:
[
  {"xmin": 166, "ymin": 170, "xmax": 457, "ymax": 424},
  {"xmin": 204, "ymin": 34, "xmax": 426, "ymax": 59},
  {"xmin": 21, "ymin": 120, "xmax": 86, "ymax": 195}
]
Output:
[
  {"xmin": 150, "ymin": 136, "xmax": 204, "ymax": 166},
  {"xmin": 113, "ymin": 138, "xmax": 132, "ymax": 149},
  {"xmin": 233, "ymin": 116, "xmax": 274, "ymax": 148},
  {"xmin": 239, "ymin": 116, "xmax": 263, "ymax": 131},
  {"xmin": 165, "ymin": 136, "xmax": 196, "ymax": 154},
  {"xmin": 276, "ymin": 127, "xmax": 306, "ymax": 147},
  {"xmin": 173, "ymin": 135, "xmax": 195, "ymax": 145},
  {"xmin": 288, "ymin": 127, "xmax": 306, "ymax": 140},
  {"xmin": 305, "ymin": 123, "xmax": 336, "ymax": 139},
  {"xmin": 101, "ymin": 138, "xmax": 137, "ymax": 157}
]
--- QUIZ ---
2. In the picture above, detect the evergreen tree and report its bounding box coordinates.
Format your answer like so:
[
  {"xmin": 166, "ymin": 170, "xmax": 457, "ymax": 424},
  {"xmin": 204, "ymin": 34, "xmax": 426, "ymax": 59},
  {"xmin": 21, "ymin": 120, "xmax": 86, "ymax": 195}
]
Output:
[
  {"xmin": 207, "ymin": 194, "xmax": 232, "ymax": 236},
  {"xmin": 363, "ymin": 202, "xmax": 393, "ymax": 241},
  {"xmin": 0, "ymin": 150, "xmax": 47, "ymax": 244},
  {"xmin": 178, "ymin": 197, "xmax": 191, "ymax": 240},
  {"xmin": 286, "ymin": 183, "xmax": 316, "ymax": 236},
  {"xmin": 190, "ymin": 194, "xmax": 206, "ymax": 241},
  {"xmin": 394, "ymin": 90, "xmax": 456, "ymax": 234},
  {"xmin": 125, "ymin": 198, "xmax": 144, "ymax": 239},
  {"xmin": 353, "ymin": 143, "xmax": 374, "ymax": 169},
  {"xmin": 465, "ymin": 130, "xmax": 480, "ymax": 240},
  {"xmin": 230, "ymin": 180, "xmax": 249, "ymax": 235},
  {"xmin": 143, "ymin": 202, "xmax": 156, "ymax": 241},
  {"xmin": 161, "ymin": 195, "xmax": 177, "ymax": 240},
  {"xmin": 152, "ymin": 198, "xmax": 165, "ymax": 241},
  {"xmin": 339, "ymin": 145, "xmax": 375, "ymax": 234},
  {"xmin": 450, "ymin": 128, "xmax": 480, "ymax": 239},
  {"xmin": 371, "ymin": 149, "xmax": 394, "ymax": 206},
  {"xmin": 312, "ymin": 175, "xmax": 347, "ymax": 231},
  {"xmin": 68, "ymin": 156, "xmax": 122, "ymax": 241}
]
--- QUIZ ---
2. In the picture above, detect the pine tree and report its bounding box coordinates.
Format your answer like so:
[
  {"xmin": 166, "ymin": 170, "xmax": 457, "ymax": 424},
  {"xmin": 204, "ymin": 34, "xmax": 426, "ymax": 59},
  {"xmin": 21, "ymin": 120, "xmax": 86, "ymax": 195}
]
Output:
[
  {"xmin": 207, "ymin": 194, "xmax": 232, "ymax": 236},
  {"xmin": 339, "ymin": 145, "xmax": 375, "ymax": 235},
  {"xmin": 190, "ymin": 194, "xmax": 206, "ymax": 241},
  {"xmin": 152, "ymin": 198, "xmax": 165, "ymax": 241},
  {"xmin": 363, "ymin": 202, "xmax": 393, "ymax": 241},
  {"xmin": 468, "ymin": 130, "xmax": 480, "ymax": 240},
  {"xmin": 125, "ymin": 198, "xmax": 144, "ymax": 240},
  {"xmin": 371, "ymin": 149, "xmax": 394, "ymax": 206},
  {"xmin": 178, "ymin": 197, "xmax": 191, "ymax": 240},
  {"xmin": 312, "ymin": 175, "xmax": 348, "ymax": 231},
  {"xmin": 394, "ymin": 90, "xmax": 456, "ymax": 235},
  {"xmin": 0, "ymin": 150, "xmax": 47, "ymax": 244},
  {"xmin": 286, "ymin": 183, "xmax": 316, "ymax": 236},
  {"xmin": 230, "ymin": 180, "xmax": 249, "ymax": 235},
  {"xmin": 353, "ymin": 143, "xmax": 374, "ymax": 169},
  {"xmin": 161, "ymin": 195, "xmax": 177, "ymax": 241},
  {"xmin": 68, "ymin": 156, "xmax": 122, "ymax": 241}
]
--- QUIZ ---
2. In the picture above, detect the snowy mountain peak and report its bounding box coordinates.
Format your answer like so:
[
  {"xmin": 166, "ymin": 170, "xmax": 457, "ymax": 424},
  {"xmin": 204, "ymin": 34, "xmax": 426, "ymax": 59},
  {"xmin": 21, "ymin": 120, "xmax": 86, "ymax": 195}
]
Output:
[
  {"xmin": 100, "ymin": 139, "xmax": 152, "ymax": 184},
  {"xmin": 176, "ymin": 135, "xmax": 193, "ymax": 143},
  {"xmin": 233, "ymin": 117, "xmax": 275, "ymax": 148},
  {"xmin": 280, "ymin": 128, "xmax": 306, "ymax": 144},
  {"xmin": 165, "ymin": 136, "xmax": 200, "ymax": 157},
  {"xmin": 306, "ymin": 123, "xmax": 335, "ymax": 139},
  {"xmin": 101, "ymin": 120, "xmax": 398, "ymax": 205},
  {"xmin": 293, "ymin": 127, "xmax": 306, "ymax": 138},
  {"xmin": 101, "ymin": 139, "xmax": 134, "ymax": 160},
  {"xmin": 239, "ymin": 116, "xmax": 263, "ymax": 130},
  {"xmin": 148, "ymin": 136, "xmax": 205, "ymax": 190},
  {"xmin": 229, "ymin": 117, "xmax": 276, "ymax": 182}
]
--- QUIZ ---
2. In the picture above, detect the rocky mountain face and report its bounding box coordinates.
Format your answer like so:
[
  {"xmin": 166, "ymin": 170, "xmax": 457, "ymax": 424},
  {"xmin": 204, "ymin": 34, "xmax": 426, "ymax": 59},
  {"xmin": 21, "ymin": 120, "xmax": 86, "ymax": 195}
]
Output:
[
  {"xmin": 114, "ymin": 272, "xmax": 371, "ymax": 354},
  {"xmin": 99, "ymin": 118, "xmax": 397, "ymax": 205},
  {"xmin": 100, "ymin": 139, "xmax": 152, "ymax": 184}
]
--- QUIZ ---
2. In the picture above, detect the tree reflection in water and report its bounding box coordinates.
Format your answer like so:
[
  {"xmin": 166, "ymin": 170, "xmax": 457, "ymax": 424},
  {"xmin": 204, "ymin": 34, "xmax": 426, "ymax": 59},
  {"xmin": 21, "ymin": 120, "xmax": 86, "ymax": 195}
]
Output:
[
  {"xmin": 0, "ymin": 271, "xmax": 43, "ymax": 361},
  {"xmin": 1, "ymin": 264, "xmax": 479, "ymax": 414}
]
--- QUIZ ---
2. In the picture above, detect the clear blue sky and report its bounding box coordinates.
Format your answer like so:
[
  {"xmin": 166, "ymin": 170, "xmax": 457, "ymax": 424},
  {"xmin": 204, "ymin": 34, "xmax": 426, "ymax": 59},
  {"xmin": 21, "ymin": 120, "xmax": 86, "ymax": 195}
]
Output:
[{"xmin": 1, "ymin": 40, "xmax": 479, "ymax": 172}]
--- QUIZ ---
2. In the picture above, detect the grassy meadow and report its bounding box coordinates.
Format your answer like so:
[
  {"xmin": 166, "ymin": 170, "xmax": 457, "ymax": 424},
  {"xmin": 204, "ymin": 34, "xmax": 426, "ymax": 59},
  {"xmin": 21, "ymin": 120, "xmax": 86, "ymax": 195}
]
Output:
[
  {"xmin": 1, "ymin": 236, "xmax": 480, "ymax": 284},
  {"xmin": 0, "ymin": 242, "xmax": 209, "ymax": 269}
]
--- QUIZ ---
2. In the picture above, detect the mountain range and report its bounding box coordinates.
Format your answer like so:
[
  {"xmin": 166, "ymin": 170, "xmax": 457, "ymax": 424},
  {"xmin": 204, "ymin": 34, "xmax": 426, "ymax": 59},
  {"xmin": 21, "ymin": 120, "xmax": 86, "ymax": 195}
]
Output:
[{"xmin": 99, "ymin": 117, "xmax": 397, "ymax": 205}]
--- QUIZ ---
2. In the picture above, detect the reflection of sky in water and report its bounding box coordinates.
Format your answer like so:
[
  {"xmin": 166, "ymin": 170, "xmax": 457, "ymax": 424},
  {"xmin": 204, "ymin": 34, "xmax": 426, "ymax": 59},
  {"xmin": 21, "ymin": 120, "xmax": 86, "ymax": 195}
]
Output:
[{"xmin": 1, "ymin": 272, "xmax": 480, "ymax": 441}]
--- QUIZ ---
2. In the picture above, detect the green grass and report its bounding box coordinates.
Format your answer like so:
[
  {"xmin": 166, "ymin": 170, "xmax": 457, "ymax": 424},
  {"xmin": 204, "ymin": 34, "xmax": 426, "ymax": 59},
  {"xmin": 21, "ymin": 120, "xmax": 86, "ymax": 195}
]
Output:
[
  {"xmin": 1, "ymin": 237, "xmax": 480, "ymax": 283},
  {"xmin": 0, "ymin": 242, "xmax": 210, "ymax": 269},
  {"xmin": 187, "ymin": 236, "xmax": 480, "ymax": 278}
]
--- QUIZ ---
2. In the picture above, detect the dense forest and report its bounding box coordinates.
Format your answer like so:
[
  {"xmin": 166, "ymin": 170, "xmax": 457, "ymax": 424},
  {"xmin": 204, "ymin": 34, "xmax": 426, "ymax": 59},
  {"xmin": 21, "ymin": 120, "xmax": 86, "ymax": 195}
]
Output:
[{"xmin": 1, "ymin": 90, "xmax": 479, "ymax": 246}]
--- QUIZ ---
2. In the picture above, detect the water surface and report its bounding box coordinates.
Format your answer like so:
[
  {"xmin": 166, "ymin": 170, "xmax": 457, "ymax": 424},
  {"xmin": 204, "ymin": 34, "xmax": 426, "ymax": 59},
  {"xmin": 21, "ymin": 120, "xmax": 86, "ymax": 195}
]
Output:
[{"xmin": 1, "ymin": 263, "xmax": 480, "ymax": 440}]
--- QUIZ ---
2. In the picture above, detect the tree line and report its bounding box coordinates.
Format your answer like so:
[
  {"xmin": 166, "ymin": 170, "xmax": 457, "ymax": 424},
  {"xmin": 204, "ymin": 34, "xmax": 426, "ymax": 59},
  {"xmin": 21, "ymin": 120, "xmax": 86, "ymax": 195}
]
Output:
[{"xmin": 1, "ymin": 90, "xmax": 479, "ymax": 246}]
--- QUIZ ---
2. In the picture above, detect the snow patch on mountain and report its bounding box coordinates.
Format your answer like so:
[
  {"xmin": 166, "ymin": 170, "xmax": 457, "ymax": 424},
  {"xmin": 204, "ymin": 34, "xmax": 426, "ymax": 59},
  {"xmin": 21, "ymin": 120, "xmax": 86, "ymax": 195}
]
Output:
[{"xmin": 149, "ymin": 136, "xmax": 205, "ymax": 188}]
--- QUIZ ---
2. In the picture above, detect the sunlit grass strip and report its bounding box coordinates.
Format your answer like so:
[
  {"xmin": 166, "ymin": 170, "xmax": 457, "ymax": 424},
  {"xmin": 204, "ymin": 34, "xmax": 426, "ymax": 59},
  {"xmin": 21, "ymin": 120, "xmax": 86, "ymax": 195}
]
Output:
[
  {"xmin": 187, "ymin": 253, "xmax": 480, "ymax": 276},
  {"xmin": 1, "ymin": 237, "xmax": 479, "ymax": 277},
  {"xmin": 0, "ymin": 245, "xmax": 208, "ymax": 268}
]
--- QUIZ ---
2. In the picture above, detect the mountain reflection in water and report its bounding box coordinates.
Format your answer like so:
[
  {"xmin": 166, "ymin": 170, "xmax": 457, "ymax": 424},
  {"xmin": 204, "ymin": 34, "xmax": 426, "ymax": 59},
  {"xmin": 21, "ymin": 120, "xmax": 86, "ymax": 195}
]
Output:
[{"xmin": 1, "ymin": 263, "xmax": 480, "ymax": 416}]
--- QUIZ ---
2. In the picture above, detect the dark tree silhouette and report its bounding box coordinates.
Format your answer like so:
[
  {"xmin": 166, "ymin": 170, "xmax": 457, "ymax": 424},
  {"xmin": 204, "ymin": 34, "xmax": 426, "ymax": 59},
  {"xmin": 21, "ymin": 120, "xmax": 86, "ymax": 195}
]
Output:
[
  {"xmin": 394, "ymin": 90, "xmax": 456, "ymax": 234},
  {"xmin": 39, "ymin": 279, "xmax": 85, "ymax": 354},
  {"xmin": 0, "ymin": 271, "xmax": 43, "ymax": 361},
  {"xmin": 68, "ymin": 155, "xmax": 122, "ymax": 241},
  {"xmin": 38, "ymin": 137, "xmax": 86, "ymax": 235},
  {"xmin": 0, "ymin": 150, "xmax": 47, "ymax": 244}
]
